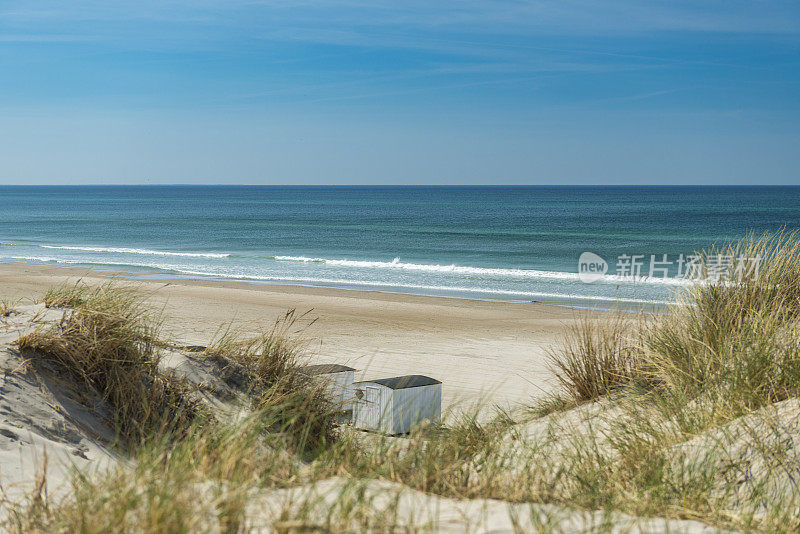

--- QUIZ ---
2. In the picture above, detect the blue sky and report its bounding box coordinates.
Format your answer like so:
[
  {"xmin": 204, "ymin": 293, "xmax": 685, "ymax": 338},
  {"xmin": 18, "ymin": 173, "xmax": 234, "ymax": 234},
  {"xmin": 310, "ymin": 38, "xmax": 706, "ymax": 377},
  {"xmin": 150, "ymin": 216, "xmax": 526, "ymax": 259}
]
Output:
[{"xmin": 1, "ymin": 1, "xmax": 799, "ymax": 184}]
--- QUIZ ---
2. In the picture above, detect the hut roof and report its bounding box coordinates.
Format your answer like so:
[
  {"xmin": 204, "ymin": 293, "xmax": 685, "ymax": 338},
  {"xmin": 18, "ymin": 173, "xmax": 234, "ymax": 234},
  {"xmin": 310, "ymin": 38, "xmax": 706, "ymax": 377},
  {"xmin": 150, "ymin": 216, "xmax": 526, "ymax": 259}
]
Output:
[
  {"xmin": 302, "ymin": 363, "xmax": 356, "ymax": 375},
  {"xmin": 358, "ymin": 375, "xmax": 441, "ymax": 390}
]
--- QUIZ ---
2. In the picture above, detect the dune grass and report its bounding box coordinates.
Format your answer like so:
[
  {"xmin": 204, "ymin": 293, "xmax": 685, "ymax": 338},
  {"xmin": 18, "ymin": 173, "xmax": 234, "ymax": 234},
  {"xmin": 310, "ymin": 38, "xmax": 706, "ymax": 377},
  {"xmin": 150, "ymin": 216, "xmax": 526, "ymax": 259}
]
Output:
[
  {"xmin": 545, "ymin": 313, "xmax": 647, "ymax": 403},
  {"xmin": 3, "ymin": 232, "xmax": 800, "ymax": 531},
  {"xmin": 3, "ymin": 414, "xmax": 310, "ymax": 533},
  {"xmin": 1, "ymin": 298, "xmax": 20, "ymax": 317},
  {"xmin": 205, "ymin": 310, "xmax": 340, "ymax": 456},
  {"xmin": 16, "ymin": 282, "xmax": 208, "ymax": 448},
  {"xmin": 545, "ymin": 231, "xmax": 800, "ymax": 415},
  {"xmin": 648, "ymin": 232, "xmax": 800, "ymax": 416},
  {"xmin": 42, "ymin": 281, "xmax": 91, "ymax": 309},
  {"xmin": 531, "ymin": 231, "xmax": 800, "ymax": 530}
]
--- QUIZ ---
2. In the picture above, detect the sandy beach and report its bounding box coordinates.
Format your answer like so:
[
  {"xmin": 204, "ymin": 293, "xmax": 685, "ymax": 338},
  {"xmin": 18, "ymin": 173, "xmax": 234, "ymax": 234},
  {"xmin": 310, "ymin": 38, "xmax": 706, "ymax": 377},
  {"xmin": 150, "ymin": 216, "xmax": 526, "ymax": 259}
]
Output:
[{"xmin": 0, "ymin": 262, "xmax": 580, "ymax": 410}]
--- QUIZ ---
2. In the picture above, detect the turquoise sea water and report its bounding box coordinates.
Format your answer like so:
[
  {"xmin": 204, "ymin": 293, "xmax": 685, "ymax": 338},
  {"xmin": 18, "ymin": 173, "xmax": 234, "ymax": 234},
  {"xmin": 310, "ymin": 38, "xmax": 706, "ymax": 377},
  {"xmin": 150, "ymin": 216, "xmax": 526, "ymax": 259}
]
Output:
[{"xmin": 1, "ymin": 186, "xmax": 799, "ymax": 309}]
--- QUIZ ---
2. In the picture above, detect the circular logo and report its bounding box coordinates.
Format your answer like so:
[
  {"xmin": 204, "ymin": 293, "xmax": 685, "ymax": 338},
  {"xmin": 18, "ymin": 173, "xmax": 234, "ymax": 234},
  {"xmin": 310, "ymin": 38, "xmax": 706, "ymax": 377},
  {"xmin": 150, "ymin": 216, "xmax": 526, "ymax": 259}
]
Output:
[{"xmin": 578, "ymin": 252, "xmax": 608, "ymax": 283}]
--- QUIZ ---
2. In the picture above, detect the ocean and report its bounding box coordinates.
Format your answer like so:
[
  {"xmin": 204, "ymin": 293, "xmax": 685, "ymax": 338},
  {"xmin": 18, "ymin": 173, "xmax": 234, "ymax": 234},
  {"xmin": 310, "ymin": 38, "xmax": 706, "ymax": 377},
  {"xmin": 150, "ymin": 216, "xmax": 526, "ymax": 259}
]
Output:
[{"xmin": 2, "ymin": 186, "xmax": 799, "ymax": 309}]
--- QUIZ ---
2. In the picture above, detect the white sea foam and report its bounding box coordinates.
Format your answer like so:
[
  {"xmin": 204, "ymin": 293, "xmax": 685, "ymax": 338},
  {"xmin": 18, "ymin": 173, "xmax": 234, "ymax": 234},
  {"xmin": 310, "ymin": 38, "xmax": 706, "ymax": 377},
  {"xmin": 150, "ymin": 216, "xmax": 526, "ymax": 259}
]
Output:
[
  {"xmin": 273, "ymin": 255, "xmax": 691, "ymax": 286},
  {"xmin": 4, "ymin": 255, "xmax": 63, "ymax": 263},
  {"xmin": 173, "ymin": 268, "xmax": 673, "ymax": 305},
  {"xmin": 39, "ymin": 245, "xmax": 229, "ymax": 259},
  {"xmin": 0, "ymin": 255, "xmax": 677, "ymax": 306}
]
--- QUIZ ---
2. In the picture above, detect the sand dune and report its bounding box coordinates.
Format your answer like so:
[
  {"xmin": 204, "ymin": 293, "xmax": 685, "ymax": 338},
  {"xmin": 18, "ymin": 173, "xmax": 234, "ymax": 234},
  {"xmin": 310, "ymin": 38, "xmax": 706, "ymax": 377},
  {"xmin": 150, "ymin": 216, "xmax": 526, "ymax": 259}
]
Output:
[{"xmin": 0, "ymin": 300, "xmax": 720, "ymax": 532}]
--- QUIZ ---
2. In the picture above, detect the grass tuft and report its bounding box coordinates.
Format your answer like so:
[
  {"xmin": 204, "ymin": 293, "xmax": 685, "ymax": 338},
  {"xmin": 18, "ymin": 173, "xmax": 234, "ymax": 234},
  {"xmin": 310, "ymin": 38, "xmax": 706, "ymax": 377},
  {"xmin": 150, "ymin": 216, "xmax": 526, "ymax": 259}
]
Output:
[
  {"xmin": 538, "ymin": 231, "xmax": 800, "ymax": 530},
  {"xmin": 648, "ymin": 231, "xmax": 800, "ymax": 414},
  {"xmin": 17, "ymin": 282, "xmax": 208, "ymax": 448},
  {"xmin": 1, "ymin": 298, "xmax": 20, "ymax": 317},
  {"xmin": 43, "ymin": 281, "xmax": 90, "ymax": 308},
  {"xmin": 206, "ymin": 310, "xmax": 340, "ymax": 456},
  {"xmin": 546, "ymin": 313, "xmax": 647, "ymax": 402}
]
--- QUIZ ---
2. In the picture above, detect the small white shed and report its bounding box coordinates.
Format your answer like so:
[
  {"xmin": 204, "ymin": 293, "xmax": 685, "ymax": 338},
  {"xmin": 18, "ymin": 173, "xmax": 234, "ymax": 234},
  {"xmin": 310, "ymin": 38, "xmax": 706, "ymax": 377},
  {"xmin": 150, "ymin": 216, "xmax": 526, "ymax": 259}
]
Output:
[
  {"xmin": 301, "ymin": 364, "xmax": 356, "ymax": 410},
  {"xmin": 351, "ymin": 375, "xmax": 441, "ymax": 435}
]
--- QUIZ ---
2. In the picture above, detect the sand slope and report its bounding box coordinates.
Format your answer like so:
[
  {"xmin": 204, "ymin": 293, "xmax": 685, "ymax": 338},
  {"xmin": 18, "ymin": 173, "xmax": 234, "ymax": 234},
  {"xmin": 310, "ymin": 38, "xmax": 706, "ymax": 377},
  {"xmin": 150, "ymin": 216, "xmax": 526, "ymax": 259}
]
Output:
[{"xmin": 0, "ymin": 304, "xmax": 120, "ymax": 499}]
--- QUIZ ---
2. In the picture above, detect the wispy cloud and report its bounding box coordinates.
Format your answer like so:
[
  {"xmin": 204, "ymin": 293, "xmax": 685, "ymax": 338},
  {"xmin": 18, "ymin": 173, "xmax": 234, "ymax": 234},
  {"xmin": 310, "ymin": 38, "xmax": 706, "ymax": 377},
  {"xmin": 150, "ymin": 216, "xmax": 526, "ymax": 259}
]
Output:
[
  {"xmin": 1, "ymin": 0, "xmax": 798, "ymax": 116},
  {"xmin": 0, "ymin": 34, "xmax": 92, "ymax": 43},
  {"xmin": 4, "ymin": 1, "xmax": 800, "ymax": 46}
]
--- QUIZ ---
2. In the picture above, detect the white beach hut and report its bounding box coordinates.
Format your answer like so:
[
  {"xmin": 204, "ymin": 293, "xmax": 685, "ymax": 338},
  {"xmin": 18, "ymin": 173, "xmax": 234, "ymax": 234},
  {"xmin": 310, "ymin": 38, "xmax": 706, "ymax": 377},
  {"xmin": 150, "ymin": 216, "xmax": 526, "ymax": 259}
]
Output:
[
  {"xmin": 351, "ymin": 375, "xmax": 441, "ymax": 435},
  {"xmin": 301, "ymin": 364, "xmax": 356, "ymax": 410}
]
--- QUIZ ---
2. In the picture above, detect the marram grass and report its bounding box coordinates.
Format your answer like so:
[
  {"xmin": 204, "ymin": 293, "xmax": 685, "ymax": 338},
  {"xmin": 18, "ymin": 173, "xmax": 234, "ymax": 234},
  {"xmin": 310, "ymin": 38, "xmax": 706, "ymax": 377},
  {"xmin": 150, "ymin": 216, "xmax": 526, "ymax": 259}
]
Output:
[
  {"xmin": 17, "ymin": 282, "xmax": 208, "ymax": 448},
  {"xmin": 1, "ymin": 298, "xmax": 20, "ymax": 317}
]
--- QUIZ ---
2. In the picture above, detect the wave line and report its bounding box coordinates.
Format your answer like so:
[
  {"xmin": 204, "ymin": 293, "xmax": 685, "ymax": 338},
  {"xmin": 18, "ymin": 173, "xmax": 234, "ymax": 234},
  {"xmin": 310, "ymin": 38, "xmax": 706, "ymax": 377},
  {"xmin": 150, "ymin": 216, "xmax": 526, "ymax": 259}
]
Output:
[
  {"xmin": 273, "ymin": 255, "xmax": 690, "ymax": 286},
  {"xmin": 40, "ymin": 245, "xmax": 230, "ymax": 259}
]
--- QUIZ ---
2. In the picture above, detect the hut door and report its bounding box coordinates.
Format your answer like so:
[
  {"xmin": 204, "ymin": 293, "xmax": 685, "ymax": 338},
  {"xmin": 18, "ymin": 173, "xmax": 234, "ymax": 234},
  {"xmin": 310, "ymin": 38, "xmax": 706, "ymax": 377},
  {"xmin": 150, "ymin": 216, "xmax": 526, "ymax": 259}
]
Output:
[{"xmin": 363, "ymin": 386, "xmax": 381, "ymax": 428}]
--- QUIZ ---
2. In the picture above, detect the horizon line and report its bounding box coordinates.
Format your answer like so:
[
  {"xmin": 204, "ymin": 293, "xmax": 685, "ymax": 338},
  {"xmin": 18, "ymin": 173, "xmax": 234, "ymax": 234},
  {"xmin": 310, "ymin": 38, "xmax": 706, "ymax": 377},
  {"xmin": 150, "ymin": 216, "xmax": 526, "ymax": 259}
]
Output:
[{"xmin": 1, "ymin": 183, "xmax": 799, "ymax": 188}]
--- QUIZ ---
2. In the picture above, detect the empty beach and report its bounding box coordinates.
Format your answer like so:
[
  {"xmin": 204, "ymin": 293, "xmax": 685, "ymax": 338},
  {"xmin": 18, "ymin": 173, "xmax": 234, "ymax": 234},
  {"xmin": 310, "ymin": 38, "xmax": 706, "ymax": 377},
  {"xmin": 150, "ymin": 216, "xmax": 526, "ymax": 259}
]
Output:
[{"xmin": 0, "ymin": 261, "xmax": 579, "ymax": 410}]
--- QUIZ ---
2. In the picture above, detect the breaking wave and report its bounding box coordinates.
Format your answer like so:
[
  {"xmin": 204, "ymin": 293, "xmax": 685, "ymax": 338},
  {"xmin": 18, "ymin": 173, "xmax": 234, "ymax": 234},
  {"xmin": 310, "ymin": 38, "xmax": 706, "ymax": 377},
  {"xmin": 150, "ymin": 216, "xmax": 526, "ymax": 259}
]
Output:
[
  {"xmin": 273, "ymin": 255, "xmax": 690, "ymax": 286},
  {"xmin": 39, "ymin": 245, "xmax": 229, "ymax": 259}
]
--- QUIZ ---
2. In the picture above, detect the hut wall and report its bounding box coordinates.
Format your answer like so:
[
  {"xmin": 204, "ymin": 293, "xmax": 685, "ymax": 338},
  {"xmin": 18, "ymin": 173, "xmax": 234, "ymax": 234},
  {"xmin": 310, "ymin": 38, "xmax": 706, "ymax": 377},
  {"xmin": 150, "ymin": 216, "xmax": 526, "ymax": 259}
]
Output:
[{"xmin": 391, "ymin": 384, "xmax": 442, "ymax": 434}]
